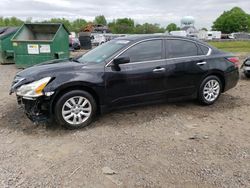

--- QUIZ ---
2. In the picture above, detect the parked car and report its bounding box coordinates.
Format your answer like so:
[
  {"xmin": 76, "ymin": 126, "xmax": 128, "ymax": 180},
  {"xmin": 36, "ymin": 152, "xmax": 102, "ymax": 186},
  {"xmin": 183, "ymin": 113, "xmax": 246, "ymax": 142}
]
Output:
[
  {"xmin": 242, "ymin": 57, "xmax": 250, "ymax": 78},
  {"xmin": 91, "ymin": 34, "xmax": 106, "ymax": 46},
  {"xmin": 69, "ymin": 37, "xmax": 81, "ymax": 50},
  {"xmin": 10, "ymin": 35, "xmax": 239, "ymax": 129}
]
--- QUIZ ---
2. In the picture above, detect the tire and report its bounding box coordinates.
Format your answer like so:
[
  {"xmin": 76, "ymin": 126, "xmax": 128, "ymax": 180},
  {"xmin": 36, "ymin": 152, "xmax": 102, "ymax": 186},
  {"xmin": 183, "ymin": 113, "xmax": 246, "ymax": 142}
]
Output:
[
  {"xmin": 54, "ymin": 90, "xmax": 97, "ymax": 129},
  {"xmin": 244, "ymin": 72, "xmax": 250, "ymax": 78},
  {"xmin": 198, "ymin": 75, "xmax": 222, "ymax": 105}
]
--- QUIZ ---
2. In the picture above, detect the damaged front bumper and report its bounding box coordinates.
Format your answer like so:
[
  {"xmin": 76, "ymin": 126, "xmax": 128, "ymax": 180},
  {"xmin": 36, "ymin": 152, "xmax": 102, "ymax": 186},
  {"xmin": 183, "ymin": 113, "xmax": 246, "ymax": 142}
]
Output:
[
  {"xmin": 10, "ymin": 75, "xmax": 55, "ymax": 123},
  {"xmin": 17, "ymin": 95, "xmax": 51, "ymax": 123}
]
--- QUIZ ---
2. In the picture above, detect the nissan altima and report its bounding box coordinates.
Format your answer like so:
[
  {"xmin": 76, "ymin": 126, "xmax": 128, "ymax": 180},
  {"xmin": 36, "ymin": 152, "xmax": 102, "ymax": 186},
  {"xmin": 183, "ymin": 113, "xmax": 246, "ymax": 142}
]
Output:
[{"xmin": 10, "ymin": 35, "xmax": 239, "ymax": 129}]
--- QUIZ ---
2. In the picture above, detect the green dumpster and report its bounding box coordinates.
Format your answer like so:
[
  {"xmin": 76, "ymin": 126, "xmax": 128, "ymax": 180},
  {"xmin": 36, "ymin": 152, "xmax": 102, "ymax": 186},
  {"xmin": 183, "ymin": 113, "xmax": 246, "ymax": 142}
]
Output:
[
  {"xmin": 12, "ymin": 23, "xmax": 70, "ymax": 68},
  {"xmin": 0, "ymin": 27, "xmax": 18, "ymax": 64}
]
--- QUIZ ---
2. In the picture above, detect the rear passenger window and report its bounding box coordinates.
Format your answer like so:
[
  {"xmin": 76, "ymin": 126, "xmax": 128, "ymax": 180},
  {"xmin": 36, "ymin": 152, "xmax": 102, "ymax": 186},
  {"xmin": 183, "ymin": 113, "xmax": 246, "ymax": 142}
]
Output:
[
  {"xmin": 121, "ymin": 40, "xmax": 163, "ymax": 63},
  {"xmin": 166, "ymin": 39, "xmax": 199, "ymax": 58},
  {"xmin": 199, "ymin": 44, "xmax": 210, "ymax": 55}
]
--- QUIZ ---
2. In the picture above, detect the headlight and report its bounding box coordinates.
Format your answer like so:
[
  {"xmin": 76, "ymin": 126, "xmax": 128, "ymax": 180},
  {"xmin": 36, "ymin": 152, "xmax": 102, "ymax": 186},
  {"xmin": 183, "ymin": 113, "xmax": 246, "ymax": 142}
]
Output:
[{"xmin": 16, "ymin": 77, "xmax": 52, "ymax": 98}]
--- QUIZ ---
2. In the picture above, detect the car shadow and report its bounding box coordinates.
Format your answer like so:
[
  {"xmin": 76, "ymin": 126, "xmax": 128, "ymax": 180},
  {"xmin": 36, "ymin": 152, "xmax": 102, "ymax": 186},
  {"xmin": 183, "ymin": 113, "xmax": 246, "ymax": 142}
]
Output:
[
  {"xmin": 85, "ymin": 92, "xmax": 246, "ymax": 130},
  {"xmin": 0, "ymin": 92, "xmax": 246, "ymax": 135}
]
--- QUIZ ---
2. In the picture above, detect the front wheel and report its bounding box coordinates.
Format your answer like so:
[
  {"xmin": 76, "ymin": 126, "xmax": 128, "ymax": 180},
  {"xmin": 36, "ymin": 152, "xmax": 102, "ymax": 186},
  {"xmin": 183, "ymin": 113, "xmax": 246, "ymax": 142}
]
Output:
[
  {"xmin": 54, "ymin": 90, "xmax": 97, "ymax": 129},
  {"xmin": 198, "ymin": 76, "xmax": 222, "ymax": 105}
]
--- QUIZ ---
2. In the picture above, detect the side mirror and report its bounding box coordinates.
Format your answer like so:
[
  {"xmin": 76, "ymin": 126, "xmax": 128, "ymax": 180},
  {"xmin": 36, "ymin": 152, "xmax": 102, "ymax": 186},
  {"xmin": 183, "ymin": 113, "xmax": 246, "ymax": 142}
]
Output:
[
  {"xmin": 113, "ymin": 56, "xmax": 130, "ymax": 65},
  {"xmin": 112, "ymin": 57, "xmax": 130, "ymax": 71}
]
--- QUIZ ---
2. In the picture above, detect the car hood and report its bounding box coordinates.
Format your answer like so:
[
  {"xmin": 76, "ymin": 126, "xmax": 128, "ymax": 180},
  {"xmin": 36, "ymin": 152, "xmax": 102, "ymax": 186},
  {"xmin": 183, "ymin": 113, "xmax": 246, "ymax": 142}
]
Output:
[
  {"xmin": 16, "ymin": 59, "xmax": 81, "ymax": 78},
  {"xmin": 10, "ymin": 59, "xmax": 83, "ymax": 94}
]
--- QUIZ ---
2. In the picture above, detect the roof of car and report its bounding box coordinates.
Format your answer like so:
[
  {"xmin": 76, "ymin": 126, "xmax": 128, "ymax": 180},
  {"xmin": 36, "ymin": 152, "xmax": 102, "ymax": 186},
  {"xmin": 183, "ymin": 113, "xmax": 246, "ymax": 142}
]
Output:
[{"xmin": 116, "ymin": 34, "xmax": 208, "ymax": 45}]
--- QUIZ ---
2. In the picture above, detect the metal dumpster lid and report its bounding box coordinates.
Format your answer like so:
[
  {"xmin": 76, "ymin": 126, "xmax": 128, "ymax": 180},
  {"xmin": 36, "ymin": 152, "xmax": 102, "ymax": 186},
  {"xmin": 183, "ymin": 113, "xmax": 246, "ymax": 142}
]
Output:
[{"xmin": 0, "ymin": 27, "xmax": 19, "ymax": 39}]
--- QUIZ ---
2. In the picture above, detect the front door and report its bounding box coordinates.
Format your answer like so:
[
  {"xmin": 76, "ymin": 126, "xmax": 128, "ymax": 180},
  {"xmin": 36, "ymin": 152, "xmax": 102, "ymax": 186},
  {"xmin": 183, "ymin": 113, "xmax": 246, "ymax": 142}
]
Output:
[{"xmin": 104, "ymin": 39, "xmax": 168, "ymax": 107}]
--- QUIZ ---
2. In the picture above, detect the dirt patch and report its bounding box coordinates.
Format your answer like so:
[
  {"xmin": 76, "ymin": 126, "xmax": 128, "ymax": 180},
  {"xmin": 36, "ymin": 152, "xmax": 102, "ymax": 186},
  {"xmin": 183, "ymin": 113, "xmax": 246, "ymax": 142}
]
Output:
[{"xmin": 0, "ymin": 52, "xmax": 250, "ymax": 187}]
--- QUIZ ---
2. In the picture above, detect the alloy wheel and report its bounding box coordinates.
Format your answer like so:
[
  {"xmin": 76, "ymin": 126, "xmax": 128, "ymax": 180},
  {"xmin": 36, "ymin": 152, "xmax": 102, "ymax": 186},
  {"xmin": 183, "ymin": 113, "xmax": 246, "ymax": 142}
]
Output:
[
  {"xmin": 62, "ymin": 96, "xmax": 92, "ymax": 125},
  {"xmin": 203, "ymin": 79, "xmax": 220, "ymax": 102}
]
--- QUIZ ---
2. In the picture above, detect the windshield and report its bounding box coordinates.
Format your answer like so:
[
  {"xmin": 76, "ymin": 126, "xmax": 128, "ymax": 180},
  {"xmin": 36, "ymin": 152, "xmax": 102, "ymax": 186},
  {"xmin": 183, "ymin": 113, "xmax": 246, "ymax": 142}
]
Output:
[{"xmin": 77, "ymin": 40, "xmax": 130, "ymax": 64}]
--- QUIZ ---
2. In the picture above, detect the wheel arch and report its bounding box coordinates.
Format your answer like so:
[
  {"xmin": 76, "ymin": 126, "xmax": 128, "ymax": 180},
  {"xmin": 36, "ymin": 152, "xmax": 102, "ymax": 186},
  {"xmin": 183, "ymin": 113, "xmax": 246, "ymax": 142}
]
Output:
[
  {"xmin": 50, "ymin": 83, "xmax": 101, "ymax": 114},
  {"xmin": 200, "ymin": 71, "xmax": 226, "ymax": 92}
]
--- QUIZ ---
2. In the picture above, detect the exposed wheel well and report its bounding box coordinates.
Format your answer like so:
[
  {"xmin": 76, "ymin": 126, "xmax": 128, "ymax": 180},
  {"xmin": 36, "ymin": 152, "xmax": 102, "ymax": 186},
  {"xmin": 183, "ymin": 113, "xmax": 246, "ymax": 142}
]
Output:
[{"xmin": 51, "ymin": 85, "xmax": 100, "ymax": 114}]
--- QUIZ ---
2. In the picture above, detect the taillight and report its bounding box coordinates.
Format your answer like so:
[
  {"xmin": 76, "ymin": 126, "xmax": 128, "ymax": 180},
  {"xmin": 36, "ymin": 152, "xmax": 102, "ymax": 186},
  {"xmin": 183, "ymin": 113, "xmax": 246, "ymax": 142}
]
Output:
[{"xmin": 226, "ymin": 57, "xmax": 240, "ymax": 68}]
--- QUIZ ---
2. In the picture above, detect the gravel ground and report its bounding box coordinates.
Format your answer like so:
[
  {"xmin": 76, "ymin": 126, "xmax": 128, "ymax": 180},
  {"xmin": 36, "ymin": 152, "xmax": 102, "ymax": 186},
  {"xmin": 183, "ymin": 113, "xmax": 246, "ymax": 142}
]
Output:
[{"xmin": 0, "ymin": 52, "xmax": 250, "ymax": 188}]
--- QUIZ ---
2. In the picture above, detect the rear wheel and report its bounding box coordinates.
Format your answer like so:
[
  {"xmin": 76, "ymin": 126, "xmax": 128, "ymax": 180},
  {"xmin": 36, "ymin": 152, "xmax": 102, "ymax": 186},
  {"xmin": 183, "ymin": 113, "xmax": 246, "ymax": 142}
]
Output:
[
  {"xmin": 198, "ymin": 76, "xmax": 222, "ymax": 105},
  {"xmin": 54, "ymin": 90, "xmax": 97, "ymax": 129}
]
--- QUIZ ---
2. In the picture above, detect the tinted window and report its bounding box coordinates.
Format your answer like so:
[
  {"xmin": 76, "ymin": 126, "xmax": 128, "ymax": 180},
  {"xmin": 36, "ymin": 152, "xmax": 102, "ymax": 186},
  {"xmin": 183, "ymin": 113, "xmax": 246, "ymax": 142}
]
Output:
[
  {"xmin": 166, "ymin": 39, "xmax": 198, "ymax": 58},
  {"xmin": 199, "ymin": 44, "xmax": 210, "ymax": 55},
  {"xmin": 121, "ymin": 40, "xmax": 163, "ymax": 63}
]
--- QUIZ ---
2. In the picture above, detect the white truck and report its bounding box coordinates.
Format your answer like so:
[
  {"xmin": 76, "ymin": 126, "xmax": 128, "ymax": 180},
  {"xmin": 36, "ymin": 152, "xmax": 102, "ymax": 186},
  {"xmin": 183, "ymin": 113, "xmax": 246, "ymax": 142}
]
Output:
[{"xmin": 207, "ymin": 31, "xmax": 221, "ymax": 40}]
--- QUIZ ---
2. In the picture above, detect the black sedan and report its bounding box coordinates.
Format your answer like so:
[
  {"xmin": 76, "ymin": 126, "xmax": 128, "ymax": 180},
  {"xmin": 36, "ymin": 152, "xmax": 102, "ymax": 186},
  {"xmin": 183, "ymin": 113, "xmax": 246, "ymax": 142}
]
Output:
[{"xmin": 10, "ymin": 35, "xmax": 239, "ymax": 129}]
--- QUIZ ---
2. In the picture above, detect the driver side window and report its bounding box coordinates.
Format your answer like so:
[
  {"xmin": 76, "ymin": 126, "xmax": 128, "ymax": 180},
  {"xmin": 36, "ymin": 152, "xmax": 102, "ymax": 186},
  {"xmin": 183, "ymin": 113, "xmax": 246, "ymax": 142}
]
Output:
[{"xmin": 120, "ymin": 40, "xmax": 163, "ymax": 63}]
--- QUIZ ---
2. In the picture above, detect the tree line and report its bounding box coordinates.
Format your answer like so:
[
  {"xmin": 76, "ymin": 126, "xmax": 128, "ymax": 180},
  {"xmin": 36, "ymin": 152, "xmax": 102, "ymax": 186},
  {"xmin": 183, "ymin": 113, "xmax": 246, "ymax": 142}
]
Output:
[
  {"xmin": 0, "ymin": 16, "xmax": 167, "ymax": 34},
  {"xmin": 0, "ymin": 7, "xmax": 249, "ymax": 34}
]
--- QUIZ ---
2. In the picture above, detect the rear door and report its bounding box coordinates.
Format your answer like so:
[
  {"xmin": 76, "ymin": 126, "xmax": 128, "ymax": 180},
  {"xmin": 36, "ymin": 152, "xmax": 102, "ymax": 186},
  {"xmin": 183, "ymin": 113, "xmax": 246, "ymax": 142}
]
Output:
[
  {"xmin": 105, "ymin": 39, "xmax": 168, "ymax": 107},
  {"xmin": 164, "ymin": 39, "xmax": 210, "ymax": 97}
]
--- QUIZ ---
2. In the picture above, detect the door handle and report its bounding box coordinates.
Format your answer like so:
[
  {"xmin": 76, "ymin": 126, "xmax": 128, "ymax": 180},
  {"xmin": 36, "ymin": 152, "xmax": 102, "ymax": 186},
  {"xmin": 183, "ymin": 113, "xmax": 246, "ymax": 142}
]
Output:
[
  {"xmin": 197, "ymin": 61, "xmax": 207, "ymax": 66},
  {"xmin": 153, "ymin": 67, "xmax": 166, "ymax": 73}
]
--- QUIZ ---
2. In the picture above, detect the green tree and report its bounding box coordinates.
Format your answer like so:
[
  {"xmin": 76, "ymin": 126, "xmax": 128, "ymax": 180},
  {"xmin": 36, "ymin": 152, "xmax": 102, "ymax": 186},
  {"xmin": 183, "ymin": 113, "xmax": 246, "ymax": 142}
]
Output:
[
  {"xmin": 134, "ymin": 23, "xmax": 165, "ymax": 34},
  {"xmin": 72, "ymin": 19, "xmax": 87, "ymax": 32},
  {"xmin": 166, "ymin": 23, "xmax": 180, "ymax": 32},
  {"xmin": 3, "ymin": 18, "xmax": 10, "ymax": 26},
  {"xmin": 212, "ymin": 7, "xmax": 250, "ymax": 33},
  {"xmin": 45, "ymin": 18, "xmax": 72, "ymax": 31},
  {"xmin": 0, "ymin": 17, "xmax": 23, "ymax": 27},
  {"xmin": 134, "ymin": 24, "xmax": 145, "ymax": 34},
  {"xmin": 94, "ymin": 15, "xmax": 107, "ymax": 25},
  {"xmin": 111, "ymin": 18, "xmax": 135, "ymax": 34},
  {"xmin": 108, "ymin": 19, "xmax": 116, "ymax": 32}
]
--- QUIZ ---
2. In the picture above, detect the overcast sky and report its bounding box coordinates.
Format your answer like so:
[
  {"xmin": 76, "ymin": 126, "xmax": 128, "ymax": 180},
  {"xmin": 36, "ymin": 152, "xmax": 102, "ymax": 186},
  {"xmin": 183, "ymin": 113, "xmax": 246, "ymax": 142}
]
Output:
[{"xmin": 0, "ymin": 0, "xmax": 250, "ymax": 29}]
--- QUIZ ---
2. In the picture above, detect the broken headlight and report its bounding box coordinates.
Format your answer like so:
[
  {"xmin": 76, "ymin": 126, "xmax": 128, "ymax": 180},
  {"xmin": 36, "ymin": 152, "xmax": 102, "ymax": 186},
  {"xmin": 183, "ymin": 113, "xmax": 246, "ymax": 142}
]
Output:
[{"xmin": 16, "ymin": 77, "xmax": 52, "ymax": 98}]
